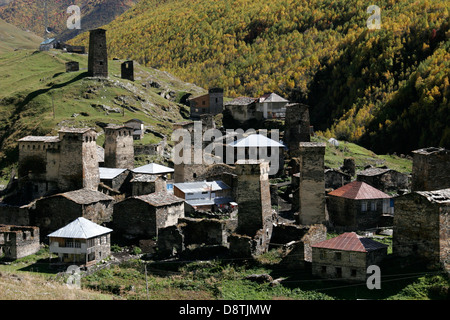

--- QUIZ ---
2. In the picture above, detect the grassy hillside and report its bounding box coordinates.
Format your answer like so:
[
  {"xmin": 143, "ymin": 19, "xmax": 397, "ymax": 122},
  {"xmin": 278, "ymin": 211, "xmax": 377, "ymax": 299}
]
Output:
[
  {"xmin": 0, "ymin": 48, "xmax": 205, "ymax": 179},
  {"xmin": 68, "ymin": 0, "xmax": 450, "ymax": 154},
  {"xmin": 0, "ymin": 18, "xmax": 42, "ymax": 54}
]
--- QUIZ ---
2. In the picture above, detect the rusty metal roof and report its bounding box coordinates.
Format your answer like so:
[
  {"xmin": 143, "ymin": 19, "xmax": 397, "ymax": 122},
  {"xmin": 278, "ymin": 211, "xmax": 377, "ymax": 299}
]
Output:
[
  {"xmin": 312, "ymin": 232, "xmax": 388, "ymax": 252},
  {"xmin": 327, "ymin": 181, "xmax": 390, "ymax": 200}
]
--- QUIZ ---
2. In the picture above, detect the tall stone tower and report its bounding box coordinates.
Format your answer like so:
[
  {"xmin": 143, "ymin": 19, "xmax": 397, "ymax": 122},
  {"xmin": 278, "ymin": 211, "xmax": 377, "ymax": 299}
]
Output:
[
  {"xmin": 104, "ymin": 125, "xmax": 134, "ymax": 169},
  {"xmin": 411, "ymin": 147, "xmax": 450, "ymax": 191},
  {"xmin": 284, "ymin": 103, "xmax": 311, "ymax": 157},
  {"xmin": 295, "ymin": 142, "xmax": 326, "ymax": 225},
  {"xmin": 57, "ymin": 128, "xmax": 100, "ymax": 192},
  {"xmin": 234, "ymin": 160, "xmax": 272, "ymax": 237},
  {"xmin": 88, "ymin": 28, "xmax": 108, "ymax": 77}
]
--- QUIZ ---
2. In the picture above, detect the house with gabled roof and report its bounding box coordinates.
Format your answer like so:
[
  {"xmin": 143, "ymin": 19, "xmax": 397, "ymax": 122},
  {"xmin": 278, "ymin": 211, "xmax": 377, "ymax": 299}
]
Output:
[
  {"xmin": 113, "ymin": 192, "xmax": 184, "ymax": 242},
  {"xmin": 30, "ymin": 188, "xmax": 114, "ymax": 240},
  {"xmin": 48, "ymin": 217, "xmax": 112, "ymax": 266},
  {"xmin": 326, "ymin": 181, "xmax": 393, "ymax": 231},
  {"xmin": 312, "ymin": 232, "xmax": 388, "ymax": 281}
]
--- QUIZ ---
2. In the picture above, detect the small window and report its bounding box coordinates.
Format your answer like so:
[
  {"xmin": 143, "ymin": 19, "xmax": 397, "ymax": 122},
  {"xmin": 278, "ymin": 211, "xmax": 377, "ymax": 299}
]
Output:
[
  {"xmin": 335, "ymin": 252, "xmax": 342, "ymax": 261},
  {"xmin": 321, "ymin": 266, "xmax": 327, "ymax": 274},
  {"xmin": 351, "ymin": 269, "xmax": 357, "ymax": 277},
  {"xmin": 320, "ymin": 251, "xmax": 326, "ymax": 260},
  {"xmin": 335, "ymin": 267, "xmax": 342, "ymax": 278},
  {"xmin": 371, "ymin": 201, "xmax": 377, "ymax": 211},
  {"xmin": 361, "ymin": 201, "xmax": 368, "ymax": 212}
]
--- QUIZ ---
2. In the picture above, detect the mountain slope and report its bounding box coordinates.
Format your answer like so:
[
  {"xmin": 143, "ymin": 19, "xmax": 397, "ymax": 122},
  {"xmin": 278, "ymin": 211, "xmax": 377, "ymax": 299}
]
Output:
[
  {"xmin": 0, "ymin": 0, "xmax": 136, "ymax": 42},
  {"xmin": 0, "ymin": 18, "xmax": 42, "ymax": 54},
  {"xmin": 0, "ymin": 48, "xmax": 205, "ymax": 178},
  {"xmin": 68, "ymin": 0, "xmax": 450, "ymax": 154}
]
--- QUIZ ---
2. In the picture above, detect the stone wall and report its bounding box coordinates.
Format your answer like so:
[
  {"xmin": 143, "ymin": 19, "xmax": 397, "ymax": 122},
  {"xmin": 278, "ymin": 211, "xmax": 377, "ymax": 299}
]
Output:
[
  {"xmin": 393, "ymin": 190, "xmax": 449, "ymax": 270},
  {"xmin": 411, "ymin": 147, "xmax": 450, "ymax": 191},
  {"xmin": 0, "ymin": 225, "xmax": 40, "ymax": 260}
]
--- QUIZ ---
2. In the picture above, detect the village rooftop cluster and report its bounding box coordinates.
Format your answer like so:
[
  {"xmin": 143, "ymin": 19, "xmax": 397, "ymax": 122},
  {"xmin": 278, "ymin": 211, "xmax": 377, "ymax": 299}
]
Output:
[{"xmin": 0, "ymin": 29, "xmax": 449, "ymax": 286}]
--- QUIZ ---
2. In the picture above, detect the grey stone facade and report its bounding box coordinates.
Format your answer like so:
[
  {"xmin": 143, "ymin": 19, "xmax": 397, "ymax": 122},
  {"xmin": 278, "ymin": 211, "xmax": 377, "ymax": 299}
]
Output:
[
  {"xmin": 104, "ymin": 125, "xmax": 135, "ymax": 169},
  {"xmin": 284, "ymin": 103, "xmax": 311, "ymax": 157},
  {"xmin": 411, "ymin": 147, "xmax": 450, "ymax": 192},
  {"xmin": 113, "ymin": 192, "xmax": 184, "ymax": 241},
  {"xmin": 393, "ymin": 189, "xmax": 450, "ymax": 271},
  {"xmin": 0, "ymin": 225, "xmax": 40, "ymax": 260}
]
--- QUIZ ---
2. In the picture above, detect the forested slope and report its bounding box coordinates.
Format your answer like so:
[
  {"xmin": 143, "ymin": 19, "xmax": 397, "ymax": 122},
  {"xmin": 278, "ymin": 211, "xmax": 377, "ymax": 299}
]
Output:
[{"xmin": 68, "ymin": 0, "xmax": 449, "ymax": 153}]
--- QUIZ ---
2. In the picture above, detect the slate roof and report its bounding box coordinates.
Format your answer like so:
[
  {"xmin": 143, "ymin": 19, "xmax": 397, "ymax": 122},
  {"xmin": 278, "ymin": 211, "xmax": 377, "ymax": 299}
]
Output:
[
  {"xmin": 327, "ymin": 181, "xmax": 391, "ymax": 200},
  {"xmin": 18, "ymin": 136, "xmax": 60, "ymax": 142},
  {"xmin": 416, "ymin": 188, "xmax": 450, "ymax": 204},
  {"xmin": 55, "ymin": 188, "xmax": 114, "ymax": 205},
  {"xmin": 134, "ymin": 192, "xmax": 184, "ymax": 207},
  {"xmin": 312, "ymin": 232, "xmax": 388, "ymax": 253},
  {"xmin": 357, "ymin": 167, "xmax": 393, "ymax": 177},
  {"xmin": 259, "ymin": 92, "xmax": 288, "ymax": 103},
  {"xmin": 47, "ymin": 217, "xmax": 112, "ymax": 239},
  {"xmin": 224, "ymin": 97, "xmax": 257, "ymax": 106}
]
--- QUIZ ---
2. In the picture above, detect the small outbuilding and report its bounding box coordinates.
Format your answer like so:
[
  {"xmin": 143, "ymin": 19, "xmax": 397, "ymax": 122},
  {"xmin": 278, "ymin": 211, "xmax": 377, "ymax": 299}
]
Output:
[
  {"xmin": 326, "ymin": 181, "xmax": 393, "ymax": 231},
  {"xmin": 113, "ymin": 192, "xmax": 184, "ymax": 241},
  {"xmin": 48, "ymin": 217, "xmax": 112, "ymax": 266}
]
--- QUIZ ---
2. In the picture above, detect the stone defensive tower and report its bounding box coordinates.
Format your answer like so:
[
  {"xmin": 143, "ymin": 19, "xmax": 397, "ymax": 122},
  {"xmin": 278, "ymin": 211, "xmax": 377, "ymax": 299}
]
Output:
[
  {"xmin": 104, "ymin": 125, "xmax": 135, "ymax": 169},
  {"xmin": 57, "ymin": 128, "xmax": 100, "ymax": 192},
  {"xmin": 121, "ymin": 61, "xmax": 134, "ymax": 81},
  {"xmin": 284, "ymin": 103, "xmax": 311, "ymax": 157},
  {"xmin": 295, "ymin": 142, "xmax": 326, "ymax": 225},
  {"xmin": 234, "ymin": 160, "xmax": 272, "ymax": 237},
  {"xmin": 411, "ymin": 147, "xmax": 450, "ymax": 191},
  {"xmin": 88, "ymin": 28, "xmax": 108, "ymax": 77}
]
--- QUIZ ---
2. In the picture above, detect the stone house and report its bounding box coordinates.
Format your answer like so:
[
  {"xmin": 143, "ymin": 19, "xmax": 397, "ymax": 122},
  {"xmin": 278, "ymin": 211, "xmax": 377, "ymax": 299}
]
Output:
[
  {"xmin": 99, "ymin": 168, "xmax": 130, "ymax": 193},
  {"xmin": 255, "ymin": 92, "xmax": 289, "ymax": 119},
  {"xmin": 283, "ymin": 103, "xmax": 311, "ymax": 157},
  {"xmin": 48, "ymin": 217, "xmax": 112, "ymax": 266},
  {"xmin": 357, "ymin": 167, "xmax": 410, "ymax": 193},
  {"xmin": 312, "ymin": 232, "xmax": 388, "ymax": 281},
  {"xmin": 113, "ymin": 192, "xmax": 184, "ymax": 241},
  {"xmin": 188, "ymin": 88, "xmax": 223, "ymax": 119},
  {"xmin": 30, "ymin": 188, "xmax": 114, "ymax": 241},
  {"xmin": 223, "ymin": 97, "xmax": 260, "ymax": 124},
  {"xmin": 130, "ymin": 174, "xmax": 167, "ymax": 196},
  {"xmin": 325, "ymin": 168, "xmax": 352, "ymax": 190},
  {"xmin": 0, "ymin": 225, "xmax": 40, "ymax": 260},
  {"xmin": 393, "ymin": 188, "xmax": 450, "ymax": 271},
  {"xmin": 103, "ymin": 125, "xmax": 135, "ymax": 169},
  {"xmin": 327, "ymin": 181, "xmax": 393, "ymax": 231},
  {"xmin": 124, "ymin": 118, "xmax": 144, "ymax": 140}
]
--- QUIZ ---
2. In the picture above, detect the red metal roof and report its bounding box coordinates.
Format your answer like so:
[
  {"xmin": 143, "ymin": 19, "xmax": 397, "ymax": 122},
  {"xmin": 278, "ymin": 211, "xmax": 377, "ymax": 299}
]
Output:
[
  {"xmin": 327, "ymin": 181, "xmax": 390, "ymax": 200},
  {"xmin": 312, "ymin": 232, "xmax": 388, "ymax": 252}
]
